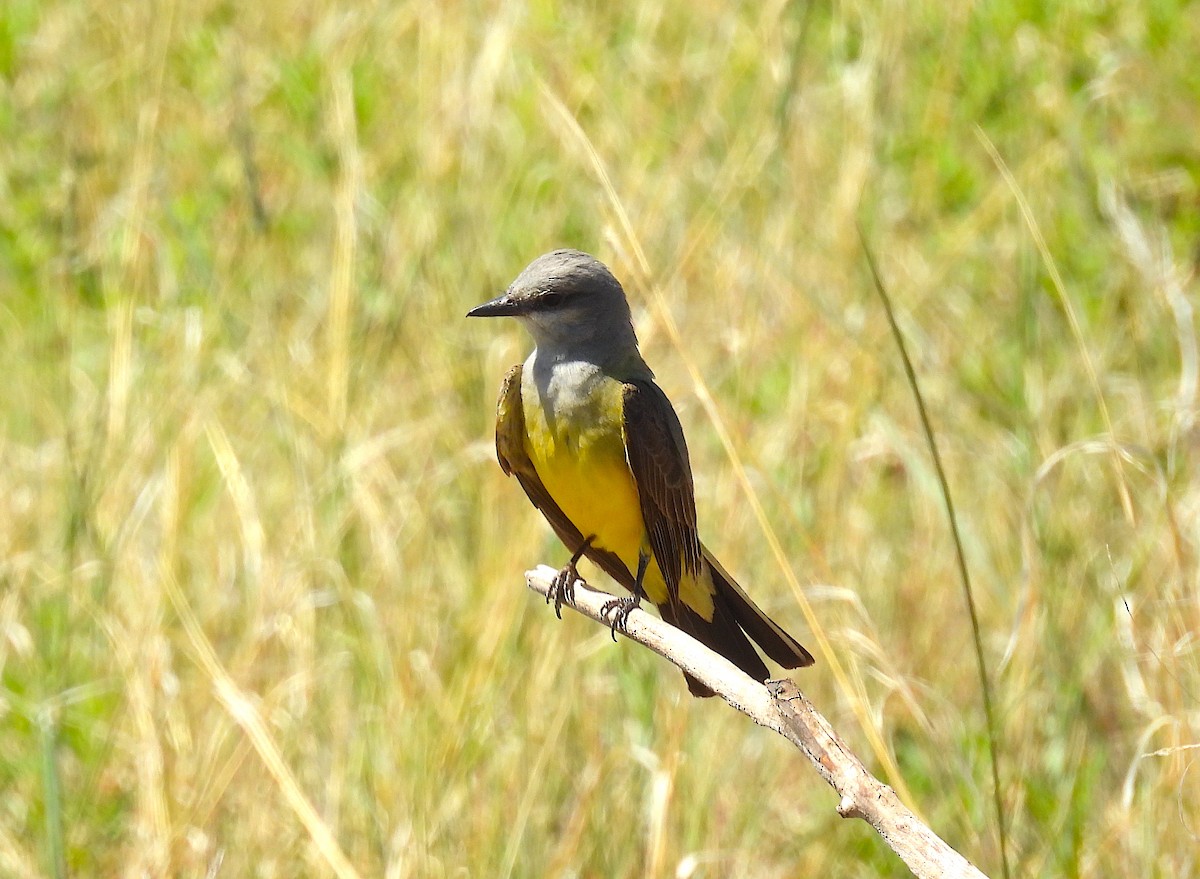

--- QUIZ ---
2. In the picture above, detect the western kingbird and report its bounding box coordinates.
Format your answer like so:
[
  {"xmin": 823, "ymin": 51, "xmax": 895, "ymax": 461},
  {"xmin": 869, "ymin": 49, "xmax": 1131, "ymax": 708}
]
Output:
[{"xmin": 468, "ymin": 249, "xmax": 813, "ymax": 696}]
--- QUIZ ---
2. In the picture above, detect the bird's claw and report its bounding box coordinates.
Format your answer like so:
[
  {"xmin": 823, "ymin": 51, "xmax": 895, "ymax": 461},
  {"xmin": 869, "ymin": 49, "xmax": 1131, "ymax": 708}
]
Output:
[
  {"xmin": 548, "ymin": 562, "xmax": 582, "ymax": 619},
  {"xmin": 547, "ymin": 536, "xmax": 595, "ymax": 619},
  {"xmin": 600, "ymin": 595, "xmax": 641, "ymax": 642}
]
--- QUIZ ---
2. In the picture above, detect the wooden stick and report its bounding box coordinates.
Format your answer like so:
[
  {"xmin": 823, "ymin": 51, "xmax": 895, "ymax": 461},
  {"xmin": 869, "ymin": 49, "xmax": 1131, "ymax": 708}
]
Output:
[{"xmin": 526, "ymin": 565, "xmax": 990, "ymax": 879}]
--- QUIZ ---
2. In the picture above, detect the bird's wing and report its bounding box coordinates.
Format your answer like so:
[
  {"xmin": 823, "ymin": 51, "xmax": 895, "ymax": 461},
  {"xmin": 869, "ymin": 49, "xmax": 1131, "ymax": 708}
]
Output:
[
  {"xmin": 495, "ymin": 364, "xmax": 636, "ymax": 590},
  {"xmin": 621, "ymin": 379, "xmax": 703, "ymax": 605}
]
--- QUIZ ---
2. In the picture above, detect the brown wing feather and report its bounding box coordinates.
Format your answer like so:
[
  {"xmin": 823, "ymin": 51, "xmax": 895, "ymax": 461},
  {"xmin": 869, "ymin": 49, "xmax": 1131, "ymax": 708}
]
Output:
[
  {"xmin": 495, "ymin": 364, "xmax": 638, "ymax": 591},
  {"xmin": 621, "ymin": 380, "xmax": 703, "ymax": 605}
]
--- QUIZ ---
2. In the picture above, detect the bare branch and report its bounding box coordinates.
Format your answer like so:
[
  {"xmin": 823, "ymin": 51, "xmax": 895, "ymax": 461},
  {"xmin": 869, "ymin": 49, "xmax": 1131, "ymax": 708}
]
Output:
[{"xmin": 526, "ymin": 565, "xmax": 990, "ymax": 879}]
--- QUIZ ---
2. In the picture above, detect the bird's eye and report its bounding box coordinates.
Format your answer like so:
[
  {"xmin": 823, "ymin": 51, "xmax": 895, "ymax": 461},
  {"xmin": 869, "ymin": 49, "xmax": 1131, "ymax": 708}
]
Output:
[{"xmin": 539, "ymin": 291, "xmax": 566, "ymax": 308}]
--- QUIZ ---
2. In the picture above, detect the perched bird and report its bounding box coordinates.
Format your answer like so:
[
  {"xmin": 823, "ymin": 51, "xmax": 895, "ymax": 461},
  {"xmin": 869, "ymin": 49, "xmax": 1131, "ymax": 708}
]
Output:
[{"xmin": 468, "ymin": 249, "xmax": 813, "ymax": 695}]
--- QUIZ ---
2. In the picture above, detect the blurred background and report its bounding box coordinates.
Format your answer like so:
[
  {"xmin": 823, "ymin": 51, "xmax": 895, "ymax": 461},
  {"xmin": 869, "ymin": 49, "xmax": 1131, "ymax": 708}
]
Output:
[{"xmin": 2, "ymin": 1, "xmax": 1198, "ymax": 876}]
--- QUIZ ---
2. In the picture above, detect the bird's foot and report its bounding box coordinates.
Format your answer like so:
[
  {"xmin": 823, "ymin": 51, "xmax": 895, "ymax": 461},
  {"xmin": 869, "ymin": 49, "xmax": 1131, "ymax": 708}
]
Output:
[
  {"xmin": 547, "ymin": 536, "xmax": 595, "ymax": 619},
  {"xmin": 600, "ymin": 594, "xmax": 642, "ymax": 642},
  {"xmin": 548, "ymin": 560, "xmax": 585, "ymax": 619}
]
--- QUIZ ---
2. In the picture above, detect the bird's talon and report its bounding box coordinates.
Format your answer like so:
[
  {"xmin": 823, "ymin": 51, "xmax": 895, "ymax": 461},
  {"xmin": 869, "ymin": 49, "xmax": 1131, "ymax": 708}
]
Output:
[
  {"xmin": 546, "ymin": 537, "xmax": 595, "ymax": 619},
  {"xmin": 600, "ymin": 595, "xmax": 640, "ymax": 640},
  {"xmin": 548, "ymin": 563, "xmax": 582, "ymax": 619}
]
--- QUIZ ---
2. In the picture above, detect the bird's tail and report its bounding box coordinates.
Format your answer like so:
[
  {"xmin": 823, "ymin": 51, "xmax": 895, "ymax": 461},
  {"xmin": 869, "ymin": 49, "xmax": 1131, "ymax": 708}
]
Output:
[{"xmin": 657, "ymin": 549, "xmax": 814, "ymax": 697}]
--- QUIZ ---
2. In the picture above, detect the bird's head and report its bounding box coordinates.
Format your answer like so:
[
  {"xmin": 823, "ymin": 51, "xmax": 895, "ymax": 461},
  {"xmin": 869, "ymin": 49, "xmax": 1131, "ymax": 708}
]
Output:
[{"xmin": 468, "ymin": 250, "xmax": 640, "ymax": 361}]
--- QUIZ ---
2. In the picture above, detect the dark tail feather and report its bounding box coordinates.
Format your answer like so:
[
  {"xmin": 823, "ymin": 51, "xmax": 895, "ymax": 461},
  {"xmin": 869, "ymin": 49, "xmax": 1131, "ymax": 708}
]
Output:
[
  {"xmin": 656, "ymin": 553, "xmax": 813, "ymax": 697},
  {"xmin": 658, "ymin": 597, "xmax": 770, "ymax": 697},
  {"xmin": 706, "ymin": 552, "xmax": 815, "ymax": 669}
]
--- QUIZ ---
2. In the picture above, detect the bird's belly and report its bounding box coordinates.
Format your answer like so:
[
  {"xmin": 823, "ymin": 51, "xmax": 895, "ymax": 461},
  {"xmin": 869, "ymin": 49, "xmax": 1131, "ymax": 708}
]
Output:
[
  {"xmin": 522, "ymin": 378, "xmax": 712, "ymax": 615},
  {"xmin": 526, "ymin": 418, "xmax": 645, "ymax": 563}
]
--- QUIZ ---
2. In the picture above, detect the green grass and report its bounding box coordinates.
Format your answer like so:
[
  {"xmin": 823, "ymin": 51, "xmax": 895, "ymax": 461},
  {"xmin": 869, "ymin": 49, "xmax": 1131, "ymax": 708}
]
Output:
[{"xmin": 2, "ymin": 1, "xmax": 1198, "ymax": 876}]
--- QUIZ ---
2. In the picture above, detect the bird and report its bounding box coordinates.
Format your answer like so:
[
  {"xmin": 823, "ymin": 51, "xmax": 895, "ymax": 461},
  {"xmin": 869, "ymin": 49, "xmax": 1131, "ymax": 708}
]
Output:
[{"xmin": 468, "ymin": 249, "xmax": 814, "ymax": 696}]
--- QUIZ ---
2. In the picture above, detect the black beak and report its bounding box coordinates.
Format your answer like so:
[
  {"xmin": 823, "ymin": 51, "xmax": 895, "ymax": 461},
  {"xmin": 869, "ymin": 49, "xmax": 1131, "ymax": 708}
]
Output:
[{"xmin": 466, "ymin": 293, "xmax": 521, "ymax": 318}]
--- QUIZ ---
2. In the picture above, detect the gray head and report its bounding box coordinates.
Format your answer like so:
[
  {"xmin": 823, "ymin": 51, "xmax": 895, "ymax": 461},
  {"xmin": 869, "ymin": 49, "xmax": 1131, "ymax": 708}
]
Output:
[{"xmin": 467, "ymin": 249, "xmax": 641, "ymax": 363}]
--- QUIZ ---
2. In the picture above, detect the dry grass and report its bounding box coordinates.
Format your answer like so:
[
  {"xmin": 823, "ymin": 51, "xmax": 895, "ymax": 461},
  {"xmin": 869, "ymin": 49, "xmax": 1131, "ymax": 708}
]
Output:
[{"xmin": 1, "ymin": 1, "xmax": 1198, "ymax": 876}]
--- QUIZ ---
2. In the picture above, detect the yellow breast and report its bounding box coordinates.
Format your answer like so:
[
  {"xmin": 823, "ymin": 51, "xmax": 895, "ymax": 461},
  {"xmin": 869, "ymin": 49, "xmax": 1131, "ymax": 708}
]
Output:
[
  {"xmin": 522, "ymin": 373, "xmax": 645, "ymax": 562},
  {"xmin": 520, "ymin": 366, "xmax": 713, "ymax": 616}
]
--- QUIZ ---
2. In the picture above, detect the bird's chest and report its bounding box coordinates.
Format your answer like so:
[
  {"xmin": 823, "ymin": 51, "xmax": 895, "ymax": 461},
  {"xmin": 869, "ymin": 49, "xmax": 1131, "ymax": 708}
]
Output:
[
  {"xmin": 523, "ymin": 365, "xmax": 627, "ymax": 472},
  {"xmin": 522, "ymin": 363, "xmax": 642, "ymax": 546}
]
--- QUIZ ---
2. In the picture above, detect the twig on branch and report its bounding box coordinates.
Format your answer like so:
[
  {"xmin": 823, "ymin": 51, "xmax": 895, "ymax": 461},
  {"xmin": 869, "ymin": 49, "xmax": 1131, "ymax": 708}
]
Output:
[{"xmin": 526, "ymin": 565, "xmax": 990, "ymax": 879}]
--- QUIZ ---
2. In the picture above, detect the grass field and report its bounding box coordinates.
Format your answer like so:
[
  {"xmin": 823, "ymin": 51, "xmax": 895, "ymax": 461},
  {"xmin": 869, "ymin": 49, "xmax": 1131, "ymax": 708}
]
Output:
[{"xmin": 2, "ymin": 1, "xmax": 1199, "ymax": 876}]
